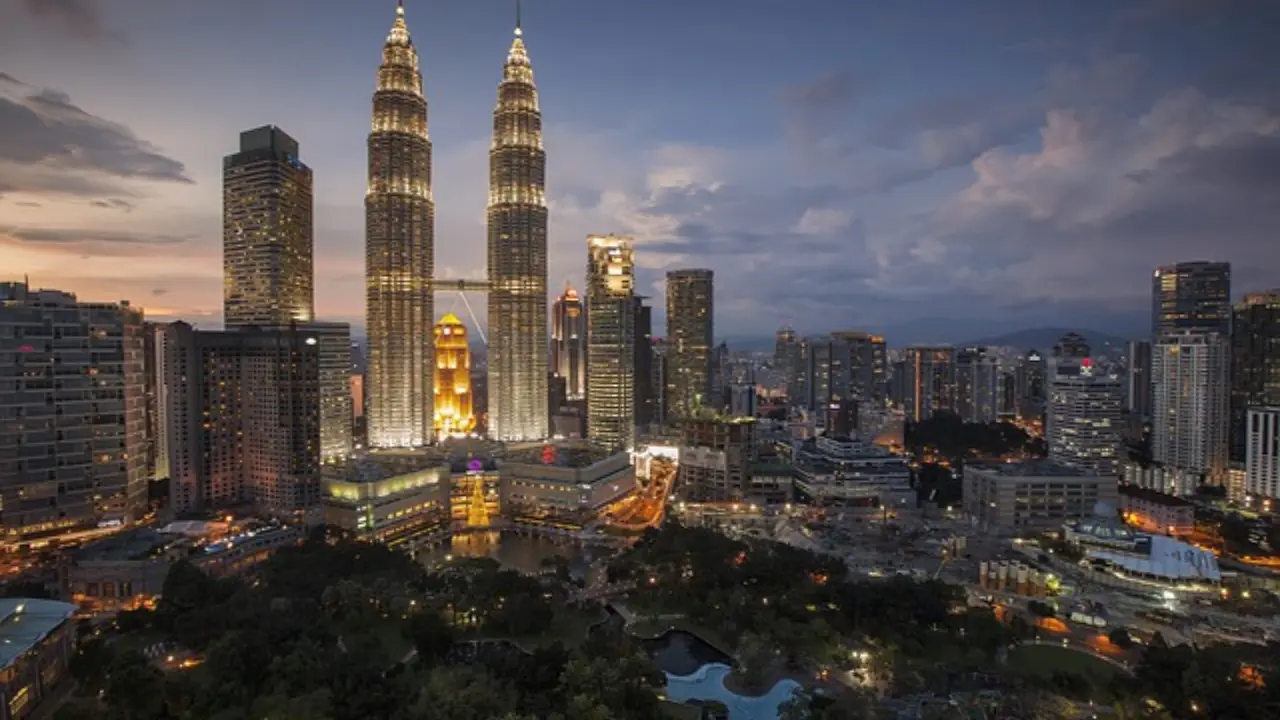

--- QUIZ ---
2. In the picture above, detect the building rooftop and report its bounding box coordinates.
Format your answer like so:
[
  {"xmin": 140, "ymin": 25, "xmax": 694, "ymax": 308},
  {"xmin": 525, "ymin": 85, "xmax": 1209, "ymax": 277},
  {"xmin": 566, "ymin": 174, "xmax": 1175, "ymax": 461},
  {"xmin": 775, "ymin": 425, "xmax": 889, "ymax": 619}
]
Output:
[
  {"xmin": 1119, "ymin": 484, "xmax": 1194, "ymax": 507},
  {"xmin": 968, "ymin": 459, "xmax": 1093, "ymax": 477},
  {"xmin": 73, "ymin": 528, "xmax": 175, "ymax": 562},
  {"xmin": 503, "ymin": 443, "xmax": 619, "ymax": 469},
  {"xmin": 0, "ymin": 598, "xmax": 77, "ymax": 669}
]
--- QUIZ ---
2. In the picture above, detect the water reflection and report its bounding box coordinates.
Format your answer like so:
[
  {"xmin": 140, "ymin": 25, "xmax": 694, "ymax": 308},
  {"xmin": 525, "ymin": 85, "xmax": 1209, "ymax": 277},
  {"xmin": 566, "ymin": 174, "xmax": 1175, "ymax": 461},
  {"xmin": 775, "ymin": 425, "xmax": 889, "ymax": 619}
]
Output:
[
  {"xmin": 646, "ymin": 630, "xmax": 733, "ymax": 676},
  {"xmin": 416, "ymin": 531, "xmax": 606, "ymax": 583}
]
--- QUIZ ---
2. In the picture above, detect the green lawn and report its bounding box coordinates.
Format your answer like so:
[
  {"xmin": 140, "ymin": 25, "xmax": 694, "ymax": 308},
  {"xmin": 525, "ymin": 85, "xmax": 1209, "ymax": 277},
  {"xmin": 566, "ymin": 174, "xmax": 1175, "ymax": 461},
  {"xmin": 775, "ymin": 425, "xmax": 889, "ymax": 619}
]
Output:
[{"xmin": 1005, "ymin": 644, "xmax": 1123, "ymax": 686}]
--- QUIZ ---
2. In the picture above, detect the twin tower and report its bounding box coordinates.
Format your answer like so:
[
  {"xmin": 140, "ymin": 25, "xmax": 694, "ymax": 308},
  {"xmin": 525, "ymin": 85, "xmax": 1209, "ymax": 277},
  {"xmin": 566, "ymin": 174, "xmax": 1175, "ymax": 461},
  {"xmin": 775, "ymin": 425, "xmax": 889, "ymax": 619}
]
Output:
[{"xmin": 366, "ymin": 3, "xmax": 547, "ymax": 447}]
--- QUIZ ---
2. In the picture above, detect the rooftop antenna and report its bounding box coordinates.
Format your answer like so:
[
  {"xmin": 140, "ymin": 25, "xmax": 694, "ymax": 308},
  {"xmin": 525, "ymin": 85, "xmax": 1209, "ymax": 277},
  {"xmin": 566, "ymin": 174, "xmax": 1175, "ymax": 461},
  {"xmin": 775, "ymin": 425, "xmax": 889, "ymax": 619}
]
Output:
[
  {"xmin": 397, "ymin": 0, "xmax": 404, "ymax": 16},
  {"xmin": 515, "ymin": 0, "xmax": 522, "ymax": 36}
]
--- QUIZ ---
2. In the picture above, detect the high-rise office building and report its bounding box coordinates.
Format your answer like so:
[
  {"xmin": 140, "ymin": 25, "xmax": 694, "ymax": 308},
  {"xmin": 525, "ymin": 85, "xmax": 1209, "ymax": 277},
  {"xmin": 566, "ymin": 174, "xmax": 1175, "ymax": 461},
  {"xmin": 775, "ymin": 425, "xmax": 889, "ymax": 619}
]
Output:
[
  {"xmin": 0, "ymin": 283, "xmax": 148, "ymax": 538},
  {"xmin": 142, "ymin": 322, "xmax": 170, "ymax": 482},
  {"xmin": 487, "ymin": 19, "xmax": 548, "ymax": 442},
  {"xmin": 633, "ymin": 296, "xmax": 655, "ymax": 430},
  {"xmin": 585, "ymin": 235, "xmax": 636, "ymax": 450},
  {"xmin": 164, "ymin": 322, "xmax": 323, "ymax": 515},
  {"xmin": 1045, "ymin": 334, "xmax": 1123, "ymax": 476},
  {"xmin": 551, "ymin": 285, "xmax": 586, "ymax": 401},
  {"xmin": 954, "ymin": 347, "xmax": 998, "ymax": 424},
  {"xmin": 1126, "ymin": 340, "xmax": 1153, "ymax": 419},
  {"xmin": 1015, "ymin": 349, "xmax": 1046, "ymax": 420},
  {"xmin": 1152, "ymin": 261, "xmax": 1231, "ymax": 336},
  {"xmin": 366, "ymin": 4, "xmax": 434, "ymax": 448},
  {"xmin": 774, "ymin": 327, "xmax": 805, "ymax": 407},
  {"xmin": 1152, "ymin": 331, "xmax": 1230, "ymax": 485},
  {"xmin": 804, "ymin": 335, "xmax": 849, "ymax": 412},
  {"xmin": 830, "ymin": 331, "xmax": 885, "ymax": 407},
  {"xmin": 902, "ymin": 346, "xmax": 956, "ymax": 422},
  {"xmin": 666, "ymin": 269, "xmax": 714, "ymax": 422},
  {"xmin": 1231, "ymin": 291, "xmax": 1280, "ymax": 462},
  {"xmin": 651, "ymin": 339, "xmax": 669, "ymax": 428},
  {"xmin": 432, "ymin": 313, "xmax": 476, "ymax": 438},
  {"xmin": 222, "ymin": 125, "xmax": 314, "ymax": 328},
  {"xmin": 1245, "ymin": 407, "xmax": 1280, "ymax": 503}
]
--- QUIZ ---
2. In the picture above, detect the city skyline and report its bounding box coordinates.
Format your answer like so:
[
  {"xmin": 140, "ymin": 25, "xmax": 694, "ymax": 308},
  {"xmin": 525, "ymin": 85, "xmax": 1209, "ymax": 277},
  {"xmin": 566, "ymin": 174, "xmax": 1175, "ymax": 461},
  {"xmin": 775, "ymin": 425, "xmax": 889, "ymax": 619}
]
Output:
[{"xmin": 2, "ymin": 0, "xmax": 1279, "ymax": 340}]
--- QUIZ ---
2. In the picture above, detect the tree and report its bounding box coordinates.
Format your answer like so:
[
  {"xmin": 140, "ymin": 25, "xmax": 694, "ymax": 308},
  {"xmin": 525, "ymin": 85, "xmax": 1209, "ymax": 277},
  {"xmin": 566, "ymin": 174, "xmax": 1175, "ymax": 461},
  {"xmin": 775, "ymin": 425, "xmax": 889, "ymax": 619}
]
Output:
[
  {"xmin": 404, "ymin": 610, "xmax": 455, "ymax": 665},
  {"xmin": 103, "ymin": 653, "xmax": 166, "ymax": 720}
]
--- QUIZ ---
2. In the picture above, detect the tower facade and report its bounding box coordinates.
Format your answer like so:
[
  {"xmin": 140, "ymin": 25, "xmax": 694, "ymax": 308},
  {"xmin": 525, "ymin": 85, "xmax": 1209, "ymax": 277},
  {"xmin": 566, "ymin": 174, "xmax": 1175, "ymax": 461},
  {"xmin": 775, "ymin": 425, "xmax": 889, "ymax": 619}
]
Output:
[
  {"xmin": 1152, "ymin": 261, "xmax": 1231, "ymax": 337},
  {"xmin": 551, "ymin": 285, "xmax": 586, "ymax": 400},
  {"xmin": 366, "ymin": 3, "xmax": 434, "ymax": 448},
  {"xmin": 586, "ymin": 235, "xmax": 636, "ymax": 450},
  {"xmin": 487, "ymin": 21, "xmax": 548, "ymax": 441},
  {"xmin": 433, "ymin": 313, "xmax": 476, "ymax": 438},
  {"xmin": 222, "ymin": 125, "xmax": 314, "ymax": 328},
  {"xmin": 666, "ymin": 269, "xmax": 714, "ymax": 422},
  {"xmin": 1153, "ymin": 331, "xmax": 1230, "ymax": 484}
]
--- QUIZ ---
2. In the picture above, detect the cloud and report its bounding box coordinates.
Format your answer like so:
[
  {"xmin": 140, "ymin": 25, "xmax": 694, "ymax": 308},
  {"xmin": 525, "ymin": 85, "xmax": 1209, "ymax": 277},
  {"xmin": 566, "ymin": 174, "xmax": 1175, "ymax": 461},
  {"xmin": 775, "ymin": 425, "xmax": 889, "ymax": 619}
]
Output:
[
  {"xmin": 151, "ymin": 288, "xmax": 168, "ymax": 297},
  {"xmin": 0, "ymin": 75, "xmax": 190, "ymax": 198},
  {"xmin": 0, "ymin": 227, "xmax": 193, "ymax": 256},
  {"xmin": 20, "ymin": 0, "xmax": 116, "ymax": 42},
  {"xmin": 89, "ymin": 198, "xmax": 135, "ymax": 212},
  {"xmin": 923, "ymin": 86, "xmax": 1280, "ymax": 306}
]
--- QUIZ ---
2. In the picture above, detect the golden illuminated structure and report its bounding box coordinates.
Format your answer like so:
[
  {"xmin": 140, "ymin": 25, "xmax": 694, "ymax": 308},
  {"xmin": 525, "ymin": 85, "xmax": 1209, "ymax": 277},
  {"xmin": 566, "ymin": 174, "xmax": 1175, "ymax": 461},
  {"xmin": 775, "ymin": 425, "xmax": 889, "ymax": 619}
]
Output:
[
  {"xmin": 585, "ymin": 235, "xmax": 636, "ymax": 450},
  {"xmin": 666, "ymin": 269, "xmax": 715, "ymax": 422},
  {"xmin": 366, "ymin": 1, "xmax": 434, "ymax": 448},
  {"xmin": 486, "ymin": 12, "xmax": 548, "ymax": 442},
  {"xmin": 222, "ymin": 125, "xmax": 314, "ymax": 327},
  {"xmin": 466, "ymin": 475, "xmax": 491, "ymax": 527},
  {"xmin": 432, "ymin": 313, "xmax": 476, "ymax": 438}
]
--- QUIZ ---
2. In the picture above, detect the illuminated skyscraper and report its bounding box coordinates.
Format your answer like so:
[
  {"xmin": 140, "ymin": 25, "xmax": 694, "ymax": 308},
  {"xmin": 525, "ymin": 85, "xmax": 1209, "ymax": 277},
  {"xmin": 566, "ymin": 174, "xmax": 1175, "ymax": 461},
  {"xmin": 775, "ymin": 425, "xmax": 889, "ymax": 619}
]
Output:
[
  {"xmin": 586, "ymin": 235, "xmax": 636, "ymax": 450},
  {"xmin": 552, "ymin": 285, "xmax": 586, "ymax": 400},
  {"xmin": 1152, "ymin": 261, "xmax": 1231, "ymax": 336},
  {"xmin": 487, "ymin": 16, "xmax": 548, "ymax": 442},
  {"xmin": 222, "ymin": 125, "xmax": 314, "ymax": 327},
  {"xmin": 366, "ymin": 2, "xmax": 434, "ymax": 448},
  {"xmin": 666, "ymin": 269, "xmax": 714, "ymax": 422},
  {"xmin": 433, "ymin": 313, "xmax": 476, "ymax": 438}
]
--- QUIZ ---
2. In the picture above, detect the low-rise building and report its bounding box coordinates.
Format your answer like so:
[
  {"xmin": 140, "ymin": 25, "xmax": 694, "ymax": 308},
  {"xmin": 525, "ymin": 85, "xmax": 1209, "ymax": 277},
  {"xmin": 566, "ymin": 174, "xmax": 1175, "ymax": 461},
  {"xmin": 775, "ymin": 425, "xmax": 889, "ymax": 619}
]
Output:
[
  {"xmin": 0, "ymin": 599, "xmax": 77, "ymax": 720},
  {"xmin": 1118, "ymin": 484, "xmax": 1195, "ymax": 536},
  {"xmin": 677, "ymin": 415, "xmax": 756, "ymax": 503},
  {"xmin": 963, "ymin": 460, "xmax": 1118, "ymax": 532},
  {"xmin": 322, "ymin": 452, "xmax": 452, "ymax": 547},
  {"xmin": 747, "ymin": 460, "xmax": 794, "ymax": 506},
  {"xmin": 793, "ymin": 434, "xmax": 911, "ymax": 508},
  {"xmin": 500, "ymin": 446, "xmax": 635, "ymax": 531}
]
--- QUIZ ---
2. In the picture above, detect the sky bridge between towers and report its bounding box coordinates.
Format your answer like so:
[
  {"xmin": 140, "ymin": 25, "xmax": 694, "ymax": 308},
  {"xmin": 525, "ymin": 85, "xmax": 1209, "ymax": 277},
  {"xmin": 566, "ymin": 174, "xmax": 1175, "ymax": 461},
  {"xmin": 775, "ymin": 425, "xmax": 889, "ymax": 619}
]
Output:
[{"xmin": 431, "ymin": 278, "xmax": 490, "ymax": 345}]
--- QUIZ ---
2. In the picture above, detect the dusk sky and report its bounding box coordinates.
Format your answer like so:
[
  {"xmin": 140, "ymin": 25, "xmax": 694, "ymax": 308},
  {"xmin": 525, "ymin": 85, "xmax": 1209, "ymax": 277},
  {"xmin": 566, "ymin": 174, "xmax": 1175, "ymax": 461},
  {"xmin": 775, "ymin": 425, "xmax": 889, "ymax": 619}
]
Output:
[{"xmin": 1, "ymin": 0, "xmax": 1278, "ymax": 344}]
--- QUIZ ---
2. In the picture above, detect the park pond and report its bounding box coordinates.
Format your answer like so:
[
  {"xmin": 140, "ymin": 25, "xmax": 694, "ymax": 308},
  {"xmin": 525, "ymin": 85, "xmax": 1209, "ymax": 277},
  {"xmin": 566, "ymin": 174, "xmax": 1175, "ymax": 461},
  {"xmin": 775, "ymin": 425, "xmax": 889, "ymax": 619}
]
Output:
[
  {"xmin": 646, "ymin": 630, "xmax": 801, "ymax": 720},
  {"xmin": 414, "ymin": 530, "xmax": 608, "ymax": 584}
]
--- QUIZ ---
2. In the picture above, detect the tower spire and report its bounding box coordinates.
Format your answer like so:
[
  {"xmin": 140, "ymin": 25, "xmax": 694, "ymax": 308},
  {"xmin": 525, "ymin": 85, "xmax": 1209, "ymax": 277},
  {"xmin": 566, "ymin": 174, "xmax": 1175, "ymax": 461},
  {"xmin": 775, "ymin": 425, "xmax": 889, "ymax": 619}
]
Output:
[{"xmin": 515, "ymin": 0, "xmax": 523, "ymax": 36}]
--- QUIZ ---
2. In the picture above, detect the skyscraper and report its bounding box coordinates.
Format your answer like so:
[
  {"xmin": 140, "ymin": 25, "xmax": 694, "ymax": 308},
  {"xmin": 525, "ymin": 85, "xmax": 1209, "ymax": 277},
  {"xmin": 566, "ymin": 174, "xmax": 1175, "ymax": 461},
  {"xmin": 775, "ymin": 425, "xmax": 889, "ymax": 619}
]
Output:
[
  {"xmin": 1230, "ymin": 291, "xmax": 1280, "ymax": 462},
  {"xmin": 633, "ymin": 296, "xmax": 655, "ymax": 430},
  {"xmin": 366, "ymin": 3, "xmax": 434, "ymax": 448},
  {"xmin": 164, "ymin": 322, "xmax": 322, "ymax": 515},
  {"xmin": 0, "ymin": 283, "xmax": 148, "ymax": 537},
  {"xmin": 1152, "ymin": 262, "xmax": 1231, "ymax": 337},
  {"xmin": 775, "ymin": 327, "xmax": 805, "ymax": 407},
  {"xmin": 1153, "ymin": 331, "xmax": 1230, "ymax": 485},
  {"xmin": 487, "ymin": 18, "xmax": 548, "ymax": 442},
  {"xmin": 551, "ymin": 285, "xmax": 586, "ymax": 400},
  {"xmin": 222, "ymin": 125, "xmax": 314, "ymax": 328},
  {"xmin": 433, "ymin": 314, "xmax": 476, "ymax": 439},
  {"xmin": 586, "ymin": 235, "xmax": 636, "ymax": 450},
  {"xmin": 1045, "ymin": 336, "xmax": 1123, "ymax": 477},
  {"xmin": 902, "ymin": 346, "xmax": 956, "ymax": 422},
  {"xmin": 1126, "ymin": 340, "xmax": 1153, "ymax": 419},
  {"xmin": 954, "ymin": 347, "xmax": 998, "ymax": 424},
  {"xmin": 666, "ymin": 269, "xmax": 714, "ymax": 422}
]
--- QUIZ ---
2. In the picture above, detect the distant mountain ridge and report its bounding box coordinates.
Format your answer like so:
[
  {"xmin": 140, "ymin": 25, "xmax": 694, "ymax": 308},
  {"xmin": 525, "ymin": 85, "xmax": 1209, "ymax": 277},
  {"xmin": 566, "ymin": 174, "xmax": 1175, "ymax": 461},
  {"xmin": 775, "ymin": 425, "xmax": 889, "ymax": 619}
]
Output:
[{"xmin": 963, "ymin": 327, "xmax": 1133, "ymax": 352}]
